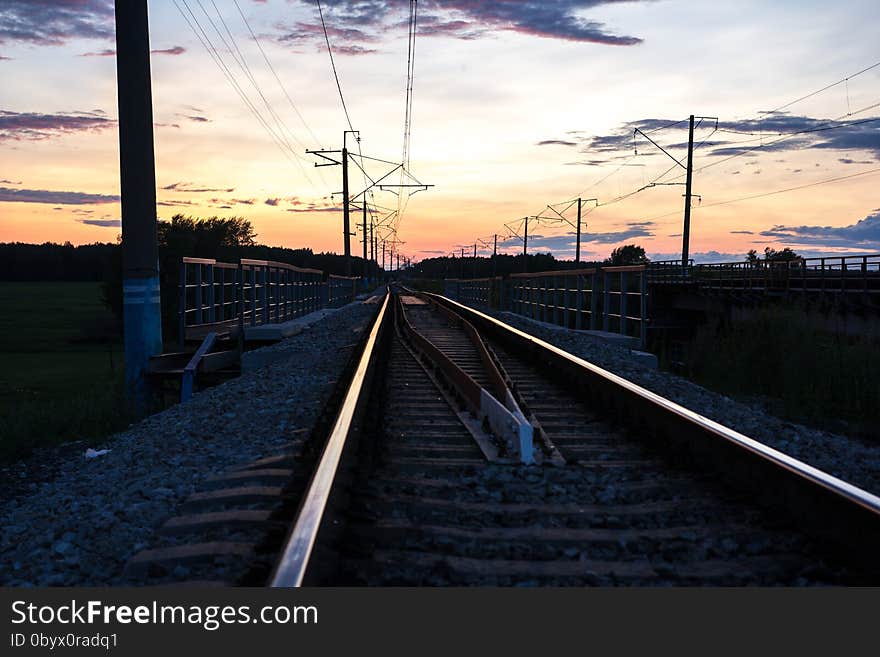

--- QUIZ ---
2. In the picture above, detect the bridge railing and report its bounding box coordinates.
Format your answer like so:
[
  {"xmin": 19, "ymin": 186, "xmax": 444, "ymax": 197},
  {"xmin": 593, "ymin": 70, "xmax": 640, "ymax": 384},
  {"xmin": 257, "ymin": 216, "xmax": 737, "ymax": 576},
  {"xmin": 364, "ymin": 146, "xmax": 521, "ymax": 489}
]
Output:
[
  {"xmin": 687, "ymin": 254, "xmax": 880, "ymax": 293},
  {"xmin": 239, "ymin": 259, "xmax": 324, "ymax": 327},
  {"xmin": 444, "ymin": 277, "xmax": 501, "ymax": 309},
  {"xmin": 179, "ymin": 258, "xmax": 241, "ymax": 345},
  {"xmin": 505, "ymin": 266, "xmax": 648, "ymax": 347},
  {"xmin": 328, "ymin": 274, "xmax": 360, "ymax": 308},
  {"xmin": 180, "ymin": 258, "xmax": 332, "ymax": 345}
]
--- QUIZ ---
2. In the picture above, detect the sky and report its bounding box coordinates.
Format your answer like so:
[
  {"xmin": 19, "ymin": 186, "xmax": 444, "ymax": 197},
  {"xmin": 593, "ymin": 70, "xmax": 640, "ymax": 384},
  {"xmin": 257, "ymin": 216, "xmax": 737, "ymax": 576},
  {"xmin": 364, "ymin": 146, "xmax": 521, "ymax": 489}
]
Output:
[{"xmin": 1, "ymin": 0, "xmax": 879, "ymax": 264}]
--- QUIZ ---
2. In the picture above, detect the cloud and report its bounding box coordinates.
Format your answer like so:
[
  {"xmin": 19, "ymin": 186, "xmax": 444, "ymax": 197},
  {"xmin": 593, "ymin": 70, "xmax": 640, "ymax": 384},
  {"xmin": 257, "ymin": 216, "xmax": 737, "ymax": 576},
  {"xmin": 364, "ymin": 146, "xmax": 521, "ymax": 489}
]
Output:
[
  {"xmin": 0, "ymin": 186, "xmax": 118, "ymax": 205},
  {"xmin": 176, "ymin": 113, "xmax": 210, "ymax": 123},
  {"xmin": 537, "ymin": 139, "xmax": 579, "ymax": 147},
  {"xmin": 286, "ymin": 205, "xmax": 342, "ymax": 213},
  {"xmin": 80, "ymin": 45, "xmax": 187, "ymax": 57},
  {"xmin": 649, "ymin": 250, "xmax": 745, "ymax": 264},
  {"xmin": 0, "ymin": 1, "xmax": 114, "ymax": 46},
  {"xmin": 730, "ymin": 230, "xmax": 755, "ymax": 235},
  {"xmin": 157, "ymin": 200, "xmax": 196, "ymax": 207},
  {"xmin": 569, "ymin": 112, "xmax": 880, "ymax": 164},
  {"xmin": 0, "ymin": 55, "xmax": 11, "ymax": 60},
  {"xmin": 276, "ymin": 1, "xmax": 646, "ymax": 51},
  {"xmin": 162, "ymin": 182, "xmax": 235, "ymax": 193},
  {"xmin": 758, "ymin": 212, "xmax": 880, "ymax": 249},
  {"xmin": 582, "ymin": 221, "xmax": 655, "ymax": 244},
  {"xmin": 77, "ymin": 217, "xmax": 120, "ymax": 227},
  {"xmin": 0, "ymin": 178, "xmax": 22, "ymax": 184},
  {"xmin": 265, "ymin": 198, "xmax": 281, "ymax": 206},
  {"xmin": 0, "ymin": 110, "xmax": 114, "ymax": 142},
  {"xmin": 152, "ymin": 45, "xmax": 186, "ymax": 56},
  {"xmin": 208, "ymin": 197, "xmax": 257, "ymax": 206},
  {"xmin": 79, "ymin": 48, "xmax": 115, "ymax": 57}
]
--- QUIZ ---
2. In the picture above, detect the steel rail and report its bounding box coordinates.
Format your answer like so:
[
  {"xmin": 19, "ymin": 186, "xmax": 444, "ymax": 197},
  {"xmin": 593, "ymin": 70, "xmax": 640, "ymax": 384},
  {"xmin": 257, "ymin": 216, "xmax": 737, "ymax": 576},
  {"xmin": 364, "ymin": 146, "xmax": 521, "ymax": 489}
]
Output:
[
  {"xmin": 269, "ymin": 291, "xmax": 390, "ymax": 587},
  {"xmin": 429, "ymin": 293, "xmax": 880, "ymax": 548}
]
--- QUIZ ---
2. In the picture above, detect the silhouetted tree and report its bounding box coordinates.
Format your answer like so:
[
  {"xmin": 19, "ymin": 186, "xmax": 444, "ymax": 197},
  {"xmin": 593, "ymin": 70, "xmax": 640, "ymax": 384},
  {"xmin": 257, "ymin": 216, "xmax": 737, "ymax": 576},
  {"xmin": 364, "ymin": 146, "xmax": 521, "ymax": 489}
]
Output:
[
  {"xmin": 763, "ymin": 246, "xmax": 801, "ymax": 262},
  {"xmin": 605, "ymin": 244, "xmax": 649, "ymax": 266}
]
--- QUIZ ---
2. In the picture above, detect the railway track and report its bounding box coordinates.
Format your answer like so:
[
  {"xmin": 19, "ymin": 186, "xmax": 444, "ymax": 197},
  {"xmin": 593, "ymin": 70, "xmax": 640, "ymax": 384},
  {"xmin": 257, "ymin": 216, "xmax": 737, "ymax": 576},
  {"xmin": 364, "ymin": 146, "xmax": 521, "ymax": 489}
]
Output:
[{"xmin": 128, "ymin": 288, "xmax": 880, "ymax": 585}]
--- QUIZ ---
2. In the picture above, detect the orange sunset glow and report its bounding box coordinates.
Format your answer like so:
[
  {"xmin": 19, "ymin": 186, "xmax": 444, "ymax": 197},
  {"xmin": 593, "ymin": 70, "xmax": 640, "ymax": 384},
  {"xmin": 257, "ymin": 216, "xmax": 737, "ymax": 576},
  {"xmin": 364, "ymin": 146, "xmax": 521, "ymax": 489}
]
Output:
[{"xmin": 1, "ymin": 0, "xmax": 878, "ymax": 262}]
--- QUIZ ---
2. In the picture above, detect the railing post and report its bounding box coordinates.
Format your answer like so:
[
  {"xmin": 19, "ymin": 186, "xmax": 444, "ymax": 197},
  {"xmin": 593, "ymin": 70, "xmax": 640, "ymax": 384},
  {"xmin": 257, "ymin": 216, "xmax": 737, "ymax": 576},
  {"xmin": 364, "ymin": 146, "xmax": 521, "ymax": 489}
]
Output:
[
  {"xmin": 563, "ymin": 275, "xmax": 571, "ymax": 329},
  {"xmin": 575, "ymin": 273, "xmax": 583, "ymax": 331},
  {"xmin": 602, "ymin": 271, "xmax": 610, "ymax": 332},
  {"xmin": 217, "ymin": 266, "xmax": 225, "ymax": 322},
  {"xmin": 249, "ymin": 266, "xmax": 257, "ymax": 327},
  {"xmin": 195, "ymin": 263, "xmax": 203, "ymax": 325},
  {"xmin": 640, "ymin": 269, "xmax": 648, "ymax": 350},
  {"xmin": 590, "ymin": 272, "xmax": 599, "ymax": 330},
  {"xmin": 207, "ymin": 263, "xmax": 215, "ymax": 323},
  {"xmin": 261, "ymin": 266, "xmax": 269, "ymax": 325},
  {"xmin": 553, "ymin": 275, "xmax": 560, "ymax": 326},
  {"xmin": 620, "ymin": 271, "xmax": 628, "ymax": 337},
  {"xmin": 178, "ymin": 260, "xmax": 186, "ymax": 350}
]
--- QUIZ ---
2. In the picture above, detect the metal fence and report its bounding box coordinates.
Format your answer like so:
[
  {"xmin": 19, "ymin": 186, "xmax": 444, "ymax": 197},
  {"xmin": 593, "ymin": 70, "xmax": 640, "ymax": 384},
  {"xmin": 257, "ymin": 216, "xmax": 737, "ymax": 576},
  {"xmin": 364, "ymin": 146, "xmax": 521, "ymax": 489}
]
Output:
[
  {"xmin": 239, "ymin": 259, "xmax": 324, "ymax": 327},
  {"xmin": 649, "ymin": 254, "xmax": 880, "ymax": 294},
  {"xmin": 179, "ymin": 258, "xmax": 240, "ymax": 345},
  {"xmin": 444, "ymin": 266, "xmax": 649, "ymax": 347},
  {"xmin": 328, "ymin": 274, "xmax": 360, "ymax": 308},
  {"xmin": 443, "ymin": 277, "xmax": 501, "ymax": 309},
  {"xmin": 179, "ymin": 257, "xmax": 353, "ymax": 346}
]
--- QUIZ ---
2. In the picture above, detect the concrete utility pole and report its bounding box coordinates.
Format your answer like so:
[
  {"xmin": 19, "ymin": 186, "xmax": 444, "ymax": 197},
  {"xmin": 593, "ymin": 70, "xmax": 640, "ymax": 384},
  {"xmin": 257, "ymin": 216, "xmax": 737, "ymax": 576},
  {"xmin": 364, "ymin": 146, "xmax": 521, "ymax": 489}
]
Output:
[
  {"xmin": 115, "ymin": 0, "xmax": 162, "ymax": 413},
  {"xmin": 682, "ymin": 114, "xmax": 695, "ymax": 270}
]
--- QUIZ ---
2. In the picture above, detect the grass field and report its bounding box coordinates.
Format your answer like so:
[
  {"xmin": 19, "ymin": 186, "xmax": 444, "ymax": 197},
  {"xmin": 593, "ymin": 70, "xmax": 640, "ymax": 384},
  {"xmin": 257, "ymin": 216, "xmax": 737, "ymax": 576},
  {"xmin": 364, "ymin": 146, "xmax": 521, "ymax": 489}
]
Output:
[
  {"xmin": 0, "ymin": 282, "xmax": 128, "ymax": 462},
  {"xmin": 684, "ymin": 305, "xmax": 880, "ymax": 441}
]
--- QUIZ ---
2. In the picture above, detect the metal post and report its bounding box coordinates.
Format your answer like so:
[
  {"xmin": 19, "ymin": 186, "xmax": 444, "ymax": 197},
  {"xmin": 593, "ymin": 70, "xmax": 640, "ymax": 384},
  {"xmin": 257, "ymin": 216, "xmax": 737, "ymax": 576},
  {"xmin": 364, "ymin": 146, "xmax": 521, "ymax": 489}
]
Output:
[
  {"xmin": 590, "ymin": 272, "xmax": 599, "ymax": 330},
  {"xmin": 115, "ymin": 0, "xmax": 162, "ymax": 412},
  {"xmin": 342, "ymin": 145, "xmax": 351, "ymax": 276},
  {"xmin": 207, "ymin": 263, "xmax": 215, "ymax": 323},
  {"xmin": 639, "ymin": 270, "xmax": 648, "ymax": 349},
  {"xmin": 602, "ymin": 272, "xmax": 610, "ymax": 332},
  {"xmin": 620, "ymin": 271, "xmax": 628, "ymax": 336},
  {"xmin": 576, "ymin": 198, "xmax": 582, "ymax": 266},
  {"xmin": 523, "ymin": 216, "xmax": 529, "ymax": 273},
  {"xmin": 682, "ymin": 114, "xmax": 695, "ymax": 270},
  {"xmin": 492, "ymin": 234, "xmax": 498, "ymax": 277},
  {"xmin": 362, "ymin": 200, "xmax": 368, "ymax": 281},
  {"xmin": 473, "ymin": 243, "xmax": 477, "ymax": 278},
  {"xmin": 178, "ymin": 261, "xmax": 186, "ymax": 350},
  {"xmin": 195, "ymin": 265, "xmax": 203, "ymax": 325}
]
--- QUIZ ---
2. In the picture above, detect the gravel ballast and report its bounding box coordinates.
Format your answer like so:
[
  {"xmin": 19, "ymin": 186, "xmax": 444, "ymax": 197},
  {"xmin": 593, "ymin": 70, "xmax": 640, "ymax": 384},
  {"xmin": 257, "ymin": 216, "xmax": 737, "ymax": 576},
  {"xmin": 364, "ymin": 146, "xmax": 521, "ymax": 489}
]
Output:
[
  {"xmin": 480, "ymin": 308, "xmax": 880, "ymax": 497},
  {"xmin": 0, "ymin": 298, "xmax": 380, "ymax": 586}
]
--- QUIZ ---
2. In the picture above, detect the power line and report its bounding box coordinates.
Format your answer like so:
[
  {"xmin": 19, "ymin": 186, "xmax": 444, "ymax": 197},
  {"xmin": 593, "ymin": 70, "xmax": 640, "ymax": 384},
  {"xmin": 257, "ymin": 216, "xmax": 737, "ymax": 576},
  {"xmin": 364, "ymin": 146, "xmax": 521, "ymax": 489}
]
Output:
[
  {"xmin": 173, "ymin": 0, "xmax": 319, "ymax": 188},
  {"xmin": 232, "ymin": 0, "xmax": 322, "ymax": 147},
  {"xmin": 766, "ymin": 59, "xmax": 880, "ymax": 115},
  {"xmin": 695, "ymin": 166, "xmax": 880, "ymax": 209},
  {"xmin": 316, "ymin": 0, "xmax": 355, "ymax": 132}
]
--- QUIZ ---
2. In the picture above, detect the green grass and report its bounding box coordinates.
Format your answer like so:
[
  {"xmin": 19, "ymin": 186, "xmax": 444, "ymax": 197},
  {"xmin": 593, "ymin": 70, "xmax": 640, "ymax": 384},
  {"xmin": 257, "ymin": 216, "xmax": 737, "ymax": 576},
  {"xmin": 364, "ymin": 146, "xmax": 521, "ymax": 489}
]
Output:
[
  {"xmin": 0, "ymin": 282, "xmax": 129, "ymax": 462},
  {"xmin": 684, "ymin": 305, "xmax": 880, "ymax": 440}
]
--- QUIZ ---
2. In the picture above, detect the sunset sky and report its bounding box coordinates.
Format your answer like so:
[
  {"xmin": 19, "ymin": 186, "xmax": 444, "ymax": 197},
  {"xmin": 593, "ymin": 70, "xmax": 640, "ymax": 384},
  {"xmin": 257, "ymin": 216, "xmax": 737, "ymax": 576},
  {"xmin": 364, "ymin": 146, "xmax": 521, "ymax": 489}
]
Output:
[{"xmin": 1, "ymin": 0, "xmax": 879, "ymax": 263}]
